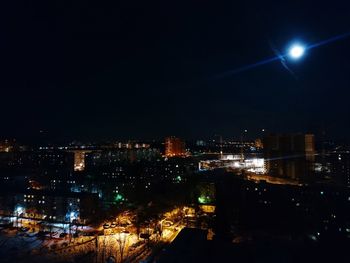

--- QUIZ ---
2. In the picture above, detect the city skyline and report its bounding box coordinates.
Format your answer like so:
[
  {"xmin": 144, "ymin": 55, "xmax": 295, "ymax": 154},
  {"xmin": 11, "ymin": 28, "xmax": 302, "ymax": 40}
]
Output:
[
  {"xmin": 2, "ymin": 1, "xmax": 350, "ymax": 262},
  {"xmin": 0, "ymin": 131, "xmax": 350, "ymax": 263}
]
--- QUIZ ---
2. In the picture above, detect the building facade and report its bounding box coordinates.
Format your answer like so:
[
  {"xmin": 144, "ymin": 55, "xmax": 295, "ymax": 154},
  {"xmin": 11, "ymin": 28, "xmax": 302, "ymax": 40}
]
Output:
[
  {"xmin": 263, "ymin": 134, "xmax": 315, "ymax": 182},
  {"xmin": 165, "ymin": 137, "xmax": 186, "ymax": 157}
]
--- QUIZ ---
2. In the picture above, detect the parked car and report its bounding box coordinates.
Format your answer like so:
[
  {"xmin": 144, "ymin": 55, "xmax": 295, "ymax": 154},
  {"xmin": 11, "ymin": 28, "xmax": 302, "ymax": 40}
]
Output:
[
  {"xmin": 59, "ymin": 233, "xmax": 67, "ymax": 238},
  {"xmin": 52, "ymin": 232, "xmax": 60, "ymax": 238},
  {"xmin": 163, "ymin": 221, "xmax": 173, "ymax": 227},
  {"xmin": 19, "ymin": 227, "xmax": 29, "ymax": 232}
]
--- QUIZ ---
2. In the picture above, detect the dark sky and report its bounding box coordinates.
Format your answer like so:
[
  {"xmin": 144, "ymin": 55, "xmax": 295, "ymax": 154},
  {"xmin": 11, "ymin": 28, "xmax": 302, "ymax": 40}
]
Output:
[{"xmin": 2, "ymin": 1, "xmax": 350, "ymax": 141}]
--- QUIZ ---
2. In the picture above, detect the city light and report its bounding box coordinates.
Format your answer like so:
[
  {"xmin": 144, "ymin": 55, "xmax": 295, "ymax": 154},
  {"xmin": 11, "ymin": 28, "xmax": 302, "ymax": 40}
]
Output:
[
  {"xmin": 114, "ymin": 194, "xmax": 125, "ymax": 203},
  {"xmin": 198, "ymin": 195, "xmax": 213, "ymax": 204},
  {"xmin": 15, "ymin": 205, "xmax": 24, "ymax": 215},
  {"xmin": 67, "ymin": 211, "xmax": 79, "ymax": 222},
  {"xmin": 198, "ymin": 196, "xmax": 206, "ymax": 204},
  {"xmin": 2, "ymin": 1, "xmax": 350, "ymax": 262}
]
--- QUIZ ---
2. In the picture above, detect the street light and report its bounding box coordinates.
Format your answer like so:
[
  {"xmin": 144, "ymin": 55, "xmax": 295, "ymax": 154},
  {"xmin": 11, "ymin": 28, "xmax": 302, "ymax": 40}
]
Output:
[{"xmin": 14, "ymin": 205, "xmax": 24, "ymax": 228}]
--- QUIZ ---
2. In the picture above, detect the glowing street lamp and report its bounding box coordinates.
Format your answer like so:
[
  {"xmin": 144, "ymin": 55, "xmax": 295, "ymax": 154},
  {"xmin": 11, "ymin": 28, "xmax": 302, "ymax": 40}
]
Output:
[
  {"xmin": 14, "ymin": 205, "xmax": 25, "ymax": 227},
  {"xmin": 15, "ymin": 206, "xmax": 24, "ymax": 215}
]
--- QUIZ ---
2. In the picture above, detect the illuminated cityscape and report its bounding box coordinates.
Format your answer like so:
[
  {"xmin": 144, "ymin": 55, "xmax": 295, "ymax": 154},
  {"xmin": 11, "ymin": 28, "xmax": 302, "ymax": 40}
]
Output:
[
  {"xmin": 0, "ymin": 135, "xmax": 350, "ymax": 262},
  {"xmin": 2, "ymin": 1, "xmax": 350, "ymax": 262}
]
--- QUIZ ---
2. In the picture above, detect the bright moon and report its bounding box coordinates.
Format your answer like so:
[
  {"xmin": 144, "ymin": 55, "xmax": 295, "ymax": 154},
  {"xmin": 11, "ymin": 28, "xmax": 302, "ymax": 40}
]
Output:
[{"xmin": 289, "ymin": 44, "xmax": 305, "ymax": 59}]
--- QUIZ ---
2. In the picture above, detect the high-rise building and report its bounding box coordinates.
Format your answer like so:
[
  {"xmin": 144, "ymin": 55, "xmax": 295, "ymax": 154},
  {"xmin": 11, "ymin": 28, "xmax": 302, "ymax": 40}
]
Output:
[
  {"xmin": 263, "ymin": 134, "xmax": 315, "ymax": 182},
  {"xmin": 73, "ymin": 151, "xmax": 86, "ymax": 171},
  {"xmin": 165, "ymin": 137, "xmax": 186, "ymax": 157}
]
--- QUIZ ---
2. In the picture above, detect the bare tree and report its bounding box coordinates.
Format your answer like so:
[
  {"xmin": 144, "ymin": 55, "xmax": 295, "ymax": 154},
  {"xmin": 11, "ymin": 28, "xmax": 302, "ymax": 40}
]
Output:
[{"xmin": 116, "ymin": 233, "xmax": 129, "ymax": 263}]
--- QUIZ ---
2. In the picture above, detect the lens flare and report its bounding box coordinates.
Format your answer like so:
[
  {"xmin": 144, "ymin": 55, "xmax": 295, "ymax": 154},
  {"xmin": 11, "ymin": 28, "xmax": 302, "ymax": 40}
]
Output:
[{"xmin": 210, "ymin": 31, "xmax": 350, "ymax": 79}]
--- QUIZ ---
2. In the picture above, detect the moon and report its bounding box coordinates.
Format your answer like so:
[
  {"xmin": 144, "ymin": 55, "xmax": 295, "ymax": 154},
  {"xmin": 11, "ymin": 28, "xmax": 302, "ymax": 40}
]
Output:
[{"xmin": 289, "ymin": 44, "xmax": 305, "ymax": 59}]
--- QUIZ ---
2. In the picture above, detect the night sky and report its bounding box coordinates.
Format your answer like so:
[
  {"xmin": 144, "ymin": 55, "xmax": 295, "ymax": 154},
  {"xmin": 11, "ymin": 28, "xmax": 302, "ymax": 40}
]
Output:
[{"xmin": 2, "ymin": 1, "xmax": 350, "ymax": 141}]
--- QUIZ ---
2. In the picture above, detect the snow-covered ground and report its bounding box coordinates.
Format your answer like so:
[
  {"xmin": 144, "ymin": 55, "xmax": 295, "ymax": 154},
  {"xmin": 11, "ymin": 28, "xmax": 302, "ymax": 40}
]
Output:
[{"xmin": 0, "ymin": 228, "xmax": 96, "ymax": 263}]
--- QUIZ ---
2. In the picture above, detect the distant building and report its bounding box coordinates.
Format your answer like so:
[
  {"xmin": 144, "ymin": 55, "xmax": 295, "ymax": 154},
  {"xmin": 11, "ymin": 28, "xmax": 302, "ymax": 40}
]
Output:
[
  {"xmin": 16, "ymin": 191, "xmax": 99, "ymax": 224},
  {"xmin": 263, "ymin": 134, "xmax": 315, "ymax": 182},
  {"xmin": 0, "ymin": 140, "xmax": 14, "ymax": 152},
  {"xmin": 84, "ymin": 148, "xmax": 161, "ymax": 168},
  {"xmin": 328, "ymin": 152, "xmax": 350, "ymax": 187},
  {"xmin": 73, "ymin": 150, "xmax": 86, "ymax": 171},
  {"xmin": 165, "ymin": 137, "xmax": 186, "ymax": 157},
  {"xmin": 255, "ymin": 138, "xmax": 263, "ymax": 149},
  {"xmin": 0, "ymin": 150, "xmax": 74, "ymax": 173},
  {"xmin": 196, "ymin": 140, "xmax": 206, "ymax": 146},
  {"xmin": 0, "ymin": 139, "xmax": 23, "ymax": 152}
]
